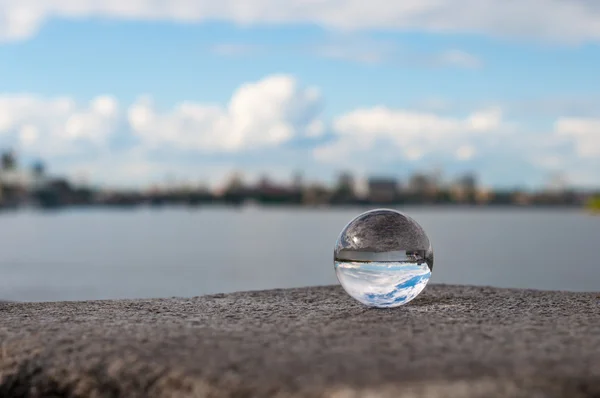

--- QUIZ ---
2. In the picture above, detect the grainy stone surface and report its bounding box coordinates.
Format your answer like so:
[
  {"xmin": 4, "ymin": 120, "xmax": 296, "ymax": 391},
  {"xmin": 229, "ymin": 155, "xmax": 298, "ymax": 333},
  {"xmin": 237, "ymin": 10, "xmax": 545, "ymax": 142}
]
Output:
[{"xmin": 1, "ymin": 284, "xmax": 599, "ymax": 398}]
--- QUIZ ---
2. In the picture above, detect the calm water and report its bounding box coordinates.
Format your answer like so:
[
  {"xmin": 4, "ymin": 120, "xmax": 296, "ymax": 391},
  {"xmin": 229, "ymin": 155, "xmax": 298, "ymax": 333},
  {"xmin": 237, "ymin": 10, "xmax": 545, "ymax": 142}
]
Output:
[{"xmin": 0, "ymin": 207, "xmax": 598, "ymax": 302}]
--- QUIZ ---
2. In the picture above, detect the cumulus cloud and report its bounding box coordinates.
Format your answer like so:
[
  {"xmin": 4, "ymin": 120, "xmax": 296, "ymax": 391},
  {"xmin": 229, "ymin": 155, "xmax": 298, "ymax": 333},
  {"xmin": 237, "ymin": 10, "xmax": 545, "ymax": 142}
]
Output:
[
  {"xmin": 315, "ymin": 106, "xmax": 502, "ymax": 164},
  {"xmin": 1, "ymin": 74, "xmax": 599, "ymax": 187},
  {"xmin": 0, "ymin": 75, "xmax": 322, "ymax": 157},
  {"xmin": 314, "ymin": 102, "xmax": 600, "ymax": 187},
  {"xmin": 455, "ymin": 145, "xmax": 477, "ymax": 161},
  {"xmin": 213, "ymin": 36, "xmax": 483, "ymax": 69},
  {"xmin": 1, "ymin": 0, "xmax": 600, "ymax": 43},
  {"xmin": 0, "ymin": 94, "xmax": 119, "ymax": 156},
  {"xmin": 555, "ymin": 117, "xmax": 600, "ymax": 158},
  {"xmin": 312, "ymin": 38, "xmax": 483, "ymax": 69},
  {"xmin": 128, "ymin": 74, "xmax": 323, "ymax": 152}
]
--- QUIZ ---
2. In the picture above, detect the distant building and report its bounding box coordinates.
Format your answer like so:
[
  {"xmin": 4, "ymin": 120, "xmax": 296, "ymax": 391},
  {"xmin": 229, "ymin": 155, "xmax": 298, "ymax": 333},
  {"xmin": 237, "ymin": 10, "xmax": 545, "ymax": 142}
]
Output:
[
  {"xmin": 408, "ymin": 173, "xmax": 428, "ymax": 193},
  {"xmin": 368, "ymin": 177, "xmax": 398, "ymax": 203},
  {"xmin": 222, "ymin": 172, "xmax": 244, "ymax": 194},
  {"xmin": 408, "ymin": 173, "xmax": 436, "ymax": 196},
  {"xmin": 0, "ymin": 154, "xmax": 33, "ymax": 206},
  {"xmin": 256, "ymin": 175, "xmax": 290, "ymax": 196},
  {"xmin": 291, "ymin": 171, "xmax": 304, "ymax": 191},
  {"xmin": 31, "ymin": 160, "xmax": 48, "ymax": 190},
  {"xmin": 331, "ymin": 171, "xmax": 356, "ymax": 203},
  {"xmin": 32, "ymin": 161, "xmax": 45, "ymax": 177},
  {"xmin": 513, "ymin": 191, "xmax": 531, "ymax": 206},
  {"xmin": 337, "ymin": 172, "xmax": 354, "ymax": 191},
  {"xmin": 450, "ymin": 173, "xmax": 478, "ymax": 203},
  {"xmin": 1, "ymin": 151, "xmax": 16, "ymax": 171},
  {"xmin": 429, "ymin": 167, "xmax": 444, "ymax": 190},
  {"xmin": 0, "ymin": 151, "xmax": 45, "ymax": 191},
  {"xmin": 475, "ymin": 188, "xmax": 493, "ymax": 204},
  {"xmin": 257, "ymin": 175, "xmax": 272, "ymax": 191},
  {"xmin": 545, "ymin": 172, "xmax": 568, "ymax": 194},
  {"xmin": 457, "ymin": 173, "xmax": 477, "ymax": 192},
  {"xmin": 302, "ymin": 183, "xmax": 330, "ymax": 206}
]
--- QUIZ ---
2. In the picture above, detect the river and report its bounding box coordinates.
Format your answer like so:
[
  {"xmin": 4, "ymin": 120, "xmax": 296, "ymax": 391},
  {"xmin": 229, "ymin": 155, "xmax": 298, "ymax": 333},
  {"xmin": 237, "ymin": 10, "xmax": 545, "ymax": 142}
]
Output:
[{"xmin": 0, "ymin": 206, "xmax": 598, "ymax": 301}]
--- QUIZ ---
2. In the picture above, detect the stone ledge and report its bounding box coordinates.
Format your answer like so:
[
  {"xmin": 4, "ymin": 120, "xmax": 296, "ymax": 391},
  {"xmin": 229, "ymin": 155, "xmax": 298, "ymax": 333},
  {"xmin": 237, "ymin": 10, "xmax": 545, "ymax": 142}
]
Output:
[{"xmin": 1, "ymin": 284, "xmax": 599, "ymax": 397}]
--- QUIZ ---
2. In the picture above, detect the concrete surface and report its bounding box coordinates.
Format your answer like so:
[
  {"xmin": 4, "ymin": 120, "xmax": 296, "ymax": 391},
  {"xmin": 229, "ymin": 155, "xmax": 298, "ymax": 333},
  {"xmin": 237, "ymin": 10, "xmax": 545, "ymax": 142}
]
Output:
[{"xmin": 1, "ymin": 284, "xmax": 599, "ymax": 398}]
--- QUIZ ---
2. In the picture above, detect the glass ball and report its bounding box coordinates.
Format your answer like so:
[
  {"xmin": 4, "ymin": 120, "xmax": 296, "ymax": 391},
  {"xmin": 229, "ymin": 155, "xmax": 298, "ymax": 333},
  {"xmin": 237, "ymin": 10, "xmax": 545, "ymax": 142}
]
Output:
[{"xmin": 334, "ymin": 209, "xmax": 434, "ymax": 308}]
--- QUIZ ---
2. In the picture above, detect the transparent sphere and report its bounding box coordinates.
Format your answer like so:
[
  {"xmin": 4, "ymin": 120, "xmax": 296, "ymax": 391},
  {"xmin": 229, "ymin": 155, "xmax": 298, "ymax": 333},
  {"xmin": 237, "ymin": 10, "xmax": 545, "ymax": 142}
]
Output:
[{"xmin": 334, "ymin": 209, "xmax": 434, "ymax": 308}]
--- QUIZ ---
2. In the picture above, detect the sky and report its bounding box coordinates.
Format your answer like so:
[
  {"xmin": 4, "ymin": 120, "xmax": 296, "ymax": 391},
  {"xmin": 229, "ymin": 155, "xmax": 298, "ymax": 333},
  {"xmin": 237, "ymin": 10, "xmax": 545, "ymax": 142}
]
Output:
[{"xmin": 0, "ymin": 0, "xmax": 599, "ymax": 190}]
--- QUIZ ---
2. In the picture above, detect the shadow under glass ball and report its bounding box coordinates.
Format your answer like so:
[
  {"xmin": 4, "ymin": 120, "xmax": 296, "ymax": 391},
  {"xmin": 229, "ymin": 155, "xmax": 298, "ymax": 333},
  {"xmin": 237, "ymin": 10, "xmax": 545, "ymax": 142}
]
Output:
[{"xmin": 334, "ymin": 209, "xmax": 434, "ymax": 308}]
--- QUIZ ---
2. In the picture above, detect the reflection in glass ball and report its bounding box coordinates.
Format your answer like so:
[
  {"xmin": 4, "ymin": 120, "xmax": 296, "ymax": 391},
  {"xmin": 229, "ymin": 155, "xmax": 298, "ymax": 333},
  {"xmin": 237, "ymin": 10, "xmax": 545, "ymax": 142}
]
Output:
[{"xmin": 334, "ymin": 209, "xmax": 434, "ymax": 308}]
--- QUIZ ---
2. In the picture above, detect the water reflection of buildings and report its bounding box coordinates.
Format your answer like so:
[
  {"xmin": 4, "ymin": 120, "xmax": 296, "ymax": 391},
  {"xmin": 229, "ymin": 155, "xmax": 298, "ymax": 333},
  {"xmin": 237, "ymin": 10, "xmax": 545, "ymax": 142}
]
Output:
[{"xmin": 0, "ymin": 150, "xmax": 595, "ymax": 210}]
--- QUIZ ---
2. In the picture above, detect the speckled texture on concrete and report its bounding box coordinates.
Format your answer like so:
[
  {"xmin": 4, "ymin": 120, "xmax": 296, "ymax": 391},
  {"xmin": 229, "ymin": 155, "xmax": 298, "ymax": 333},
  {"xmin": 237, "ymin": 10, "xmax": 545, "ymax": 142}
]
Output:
[{"xmin": 1, "ymin": 284, "xmax": 599, "ymax": 398}]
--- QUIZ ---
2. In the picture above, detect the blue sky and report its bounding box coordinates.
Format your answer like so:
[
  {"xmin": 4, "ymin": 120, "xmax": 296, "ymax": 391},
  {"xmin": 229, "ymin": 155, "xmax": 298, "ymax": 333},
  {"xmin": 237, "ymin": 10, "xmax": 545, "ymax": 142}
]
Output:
[{"xmin": 1, "ymin": 1, "xmax": 599, "ymax": 189}]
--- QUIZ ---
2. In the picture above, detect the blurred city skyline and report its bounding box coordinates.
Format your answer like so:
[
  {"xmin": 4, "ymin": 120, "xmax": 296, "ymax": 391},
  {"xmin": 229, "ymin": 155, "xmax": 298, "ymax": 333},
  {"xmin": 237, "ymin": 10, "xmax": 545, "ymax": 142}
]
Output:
[
  {"xmin": 1, "ymin": 1, "xmax": 599, "ymax": 189},
  {"xmin": 0, "ymin": 148, "xmax": 577, "ymax": 193},
  {"xmin": 0, "ymin": 148, "xmax": 591, "ymax": 211}
]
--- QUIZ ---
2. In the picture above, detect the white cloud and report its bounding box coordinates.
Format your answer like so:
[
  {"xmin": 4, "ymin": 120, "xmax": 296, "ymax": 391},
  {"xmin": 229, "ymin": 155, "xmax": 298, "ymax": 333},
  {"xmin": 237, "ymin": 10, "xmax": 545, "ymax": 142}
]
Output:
[
  {"xmin": 306, "ymin": 120, "xmax": 325, "ymax": 138},
  {"xmin": 0, "ymin": 75, "xmax": 322, "ymax": 157},
  {"xmin": 0, "ymin": 94, "xmax": 117, "ymax": 156},
  {"xmin": 467, "ymin": 107, "xmax": 502, "ymax": 131},
  {"xmin": 128, "ymin": 74, "xmax": 323, "ymax": 151},
  {"xmin": 435, "ymin": 50, "xmax": 483, "ymax": 69},
  {"xmin": 2, "ymin": 75, "xmax": 600, "ymax": 188},
  {"xmin": 64, "ymin": 96, "xmax": 119, "ymax": 144},
  {"xmin": 312, "ymin": 37, "xmax": 395, "ymax": 65},
  {"xmin": 405, "ymin": 147, "xmax": 425, "ymax": 161},
  {"xmin": 0, "ymin": 7, "xmax": 43, "ymax": 41},
  {"xmin": 455, "ymin": 145, "xmax": 476, "ymax": 161},
  {"xmin": 530, "ymin": 154, "xmax": 566, "ymax": 170},
  {"xmin": 18, "ymin": 124, "xmax": 39, "ymax": 146},
  {"xmin": 555, "ymin": 117, "xmax": 600, "ymax": 157},
  {"xmin": 312, "ymin": 38, "xmax": 483, "ymax": 69},
  {"xmin": 313, "ymin": 103, "xmax": 600, "ymax": 187},
  {"xmin": 488, "ymin": 118, "xmax": 600, "ymax": 187},
  {"xmin": 210, "ymin": 43, "xmax": 263, "ymax": 56},
  {"xmin": 505, "ymin": 98, "xmax": 600, "ymax": 119},
  {"xmin": 214, "ymin": 36, "xmax": 483, "ymax": 69},
  {"xmin": 56, "ymin": 149, "xmax": 242, "ymax": 189},
  {"xmin": 1, "ymin": 0, "xmax": 600, "ymax": 43},
  {"xmin": 0, "ymin": 75, "xmax": 326, "ymax": 185},
  {"xmin": 313, "ymin": 106, "xmax": 502, "ymax": 174}
]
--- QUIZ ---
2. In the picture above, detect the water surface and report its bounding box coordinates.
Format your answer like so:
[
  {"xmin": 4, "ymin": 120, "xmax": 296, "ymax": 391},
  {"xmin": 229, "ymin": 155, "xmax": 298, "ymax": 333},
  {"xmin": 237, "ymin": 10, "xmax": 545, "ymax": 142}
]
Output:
[{"xmin": 0, "ymin": 207, "xmax": 598, "ymax": 301}]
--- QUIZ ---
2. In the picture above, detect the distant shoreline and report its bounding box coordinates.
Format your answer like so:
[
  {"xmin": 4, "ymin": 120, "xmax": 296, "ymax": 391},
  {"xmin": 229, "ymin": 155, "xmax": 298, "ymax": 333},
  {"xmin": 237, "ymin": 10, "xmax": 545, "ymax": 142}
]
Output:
[{"xmin": 0, "ymin": 201, "xmax": 586, "ymax": 213}]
